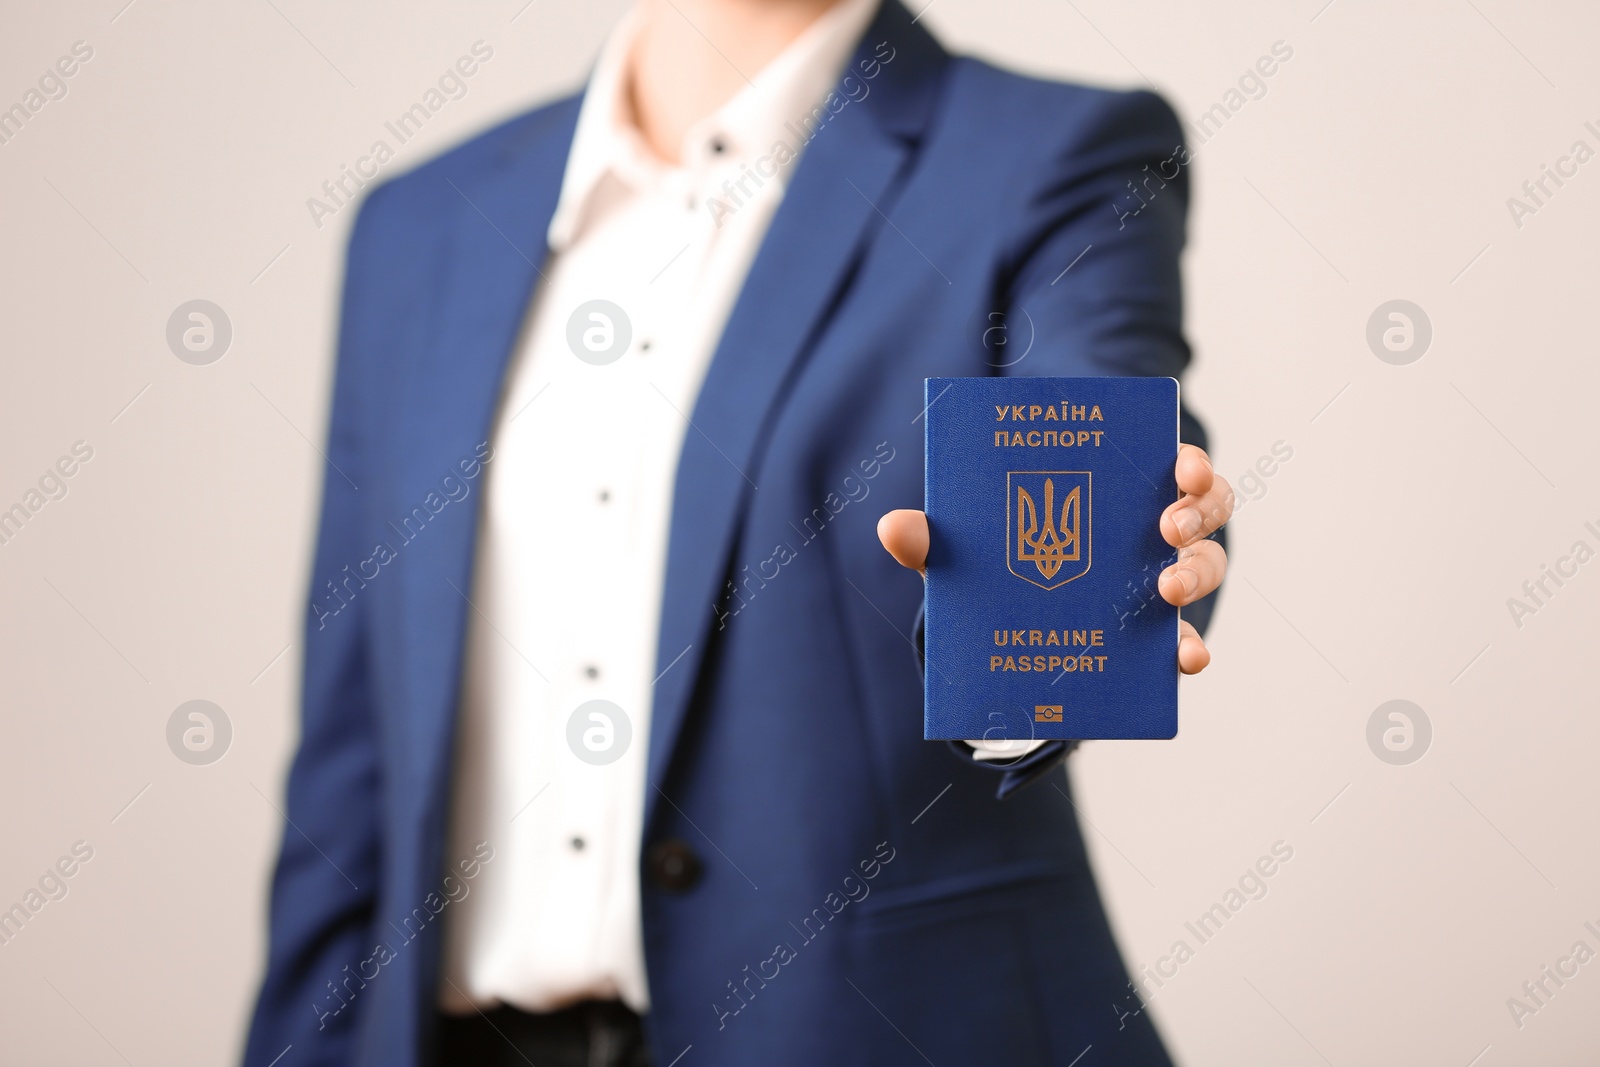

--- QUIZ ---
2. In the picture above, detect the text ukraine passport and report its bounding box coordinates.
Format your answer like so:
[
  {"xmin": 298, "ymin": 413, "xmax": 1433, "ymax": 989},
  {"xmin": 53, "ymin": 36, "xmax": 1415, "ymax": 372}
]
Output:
[{"xmin": 923, "ymin": 377, "xmax": 1180, "ymax": 742}]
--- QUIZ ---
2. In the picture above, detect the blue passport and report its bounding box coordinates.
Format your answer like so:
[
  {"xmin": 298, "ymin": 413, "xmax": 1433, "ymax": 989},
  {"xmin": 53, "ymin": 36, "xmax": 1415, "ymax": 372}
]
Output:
[{"xmin": 923, "ymin": 376, "xmax": 1179, "ymax": 742}]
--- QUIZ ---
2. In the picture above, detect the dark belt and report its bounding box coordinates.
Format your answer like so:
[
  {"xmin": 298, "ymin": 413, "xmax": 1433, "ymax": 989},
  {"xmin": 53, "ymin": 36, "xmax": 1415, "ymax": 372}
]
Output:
[{"xmin": 435, "ymin": 999, "xmax": 651, "ymax": 1067}]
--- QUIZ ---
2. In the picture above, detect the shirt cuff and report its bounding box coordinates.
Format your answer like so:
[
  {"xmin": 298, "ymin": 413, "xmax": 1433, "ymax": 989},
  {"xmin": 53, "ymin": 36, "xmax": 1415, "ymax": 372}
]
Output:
[{"xmin": 966, "ymin": 738, "xmax": 1050, "ymax": 761}]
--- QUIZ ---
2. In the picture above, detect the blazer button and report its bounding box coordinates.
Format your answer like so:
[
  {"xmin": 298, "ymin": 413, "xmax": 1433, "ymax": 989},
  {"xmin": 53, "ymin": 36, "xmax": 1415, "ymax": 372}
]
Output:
[{"xmin": 647, "ymin": 839, "xmax": 703, "ymax": 892}]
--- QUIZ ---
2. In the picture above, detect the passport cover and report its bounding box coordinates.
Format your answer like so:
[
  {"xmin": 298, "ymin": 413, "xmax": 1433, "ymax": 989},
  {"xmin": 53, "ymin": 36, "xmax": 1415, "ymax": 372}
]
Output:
[{"xmin": 923, "ymin": 376, "xmax": 1179, "ymax": 741}]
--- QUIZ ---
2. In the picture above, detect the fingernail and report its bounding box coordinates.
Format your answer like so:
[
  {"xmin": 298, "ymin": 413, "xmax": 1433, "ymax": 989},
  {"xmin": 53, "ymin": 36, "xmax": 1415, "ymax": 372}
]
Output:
[
  {"xmin": 1172, "ymin": 507, "xmax": 1201, "ymax": 541},
  {"xmin": 1174, "ymin": 567, "xmax": 1197, "ymax": 599}
]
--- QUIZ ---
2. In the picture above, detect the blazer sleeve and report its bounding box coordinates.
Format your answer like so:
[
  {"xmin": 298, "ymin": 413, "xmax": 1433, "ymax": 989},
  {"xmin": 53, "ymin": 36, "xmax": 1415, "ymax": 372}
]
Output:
[
  {"xmin": 944, "ymin": 87, "xmax": 1222, "ymax": 797},
  {"xmin": 241, "ymin": 187, "xmax": 393, "ymax": 1067}
]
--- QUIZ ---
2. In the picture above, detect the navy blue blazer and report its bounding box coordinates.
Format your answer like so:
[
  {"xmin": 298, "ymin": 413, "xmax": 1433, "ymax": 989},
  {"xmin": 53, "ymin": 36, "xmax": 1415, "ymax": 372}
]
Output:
[{"xmin": 244, "ymin": 3, "xmax": 1214, "ymax": 1064}]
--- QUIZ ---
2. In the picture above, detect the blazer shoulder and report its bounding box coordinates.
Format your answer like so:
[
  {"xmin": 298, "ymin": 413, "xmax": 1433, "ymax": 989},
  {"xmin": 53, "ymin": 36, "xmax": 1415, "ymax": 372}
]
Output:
[
  {"xmin": 941, "ymin": 57, "xmax": 1185, "ymax": 162},
  {"xmin": 353, "ymin": 91, "xmax": 582, "ymax": 237}
]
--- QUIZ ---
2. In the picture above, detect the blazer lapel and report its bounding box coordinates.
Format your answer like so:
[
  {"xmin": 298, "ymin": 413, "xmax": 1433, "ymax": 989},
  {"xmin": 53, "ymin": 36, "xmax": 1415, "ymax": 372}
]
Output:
[
  {"xmin": 386, "ymin": 100, "xmax": 581, "ymax": 807},
  {"xmin": 645, "ymin": 0, "xmax": 948, "ymax": 828}
]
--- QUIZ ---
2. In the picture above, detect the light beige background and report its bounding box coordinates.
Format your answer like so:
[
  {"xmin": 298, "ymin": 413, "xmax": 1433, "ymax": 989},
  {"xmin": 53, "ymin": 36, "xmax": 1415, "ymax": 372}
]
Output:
[{"xmin": 2, "ymin": 1, "xmax": 1596, "ymax": 1063}]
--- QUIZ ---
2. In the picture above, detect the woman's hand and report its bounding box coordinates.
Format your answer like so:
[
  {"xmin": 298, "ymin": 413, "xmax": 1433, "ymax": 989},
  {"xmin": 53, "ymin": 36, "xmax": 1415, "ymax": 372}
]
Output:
[{"xmin": 877, "ymin": 443, "xmax": 1232, "ymax": 675}]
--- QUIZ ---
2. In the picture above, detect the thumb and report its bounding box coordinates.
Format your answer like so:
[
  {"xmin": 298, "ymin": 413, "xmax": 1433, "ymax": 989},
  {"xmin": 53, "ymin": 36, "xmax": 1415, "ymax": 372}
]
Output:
[{"xmin": 877, "ymin": 509, "xmax": 929, "ymax": 575}]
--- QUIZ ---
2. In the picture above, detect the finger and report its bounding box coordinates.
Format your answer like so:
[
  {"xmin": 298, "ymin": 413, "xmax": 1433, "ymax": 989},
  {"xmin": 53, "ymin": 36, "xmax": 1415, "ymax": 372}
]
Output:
[
  {"xmin": 1178, "ymin": 619, "xmax": 1210, "ymax": 675},
  {"xmin": 1158, "ymin": 539, "xmax": 1227, "ymax": 606},
  {"xmin": 877, "ymin": 509, "xmax": 929, "ymax": 574},
  {"xmin": 1174, "ymin": 444, "xmax": 1214, "ymax": 497},
  {"xmin": 1162, "ymin": 471, "xmax": 1234, "ymax": 547}
]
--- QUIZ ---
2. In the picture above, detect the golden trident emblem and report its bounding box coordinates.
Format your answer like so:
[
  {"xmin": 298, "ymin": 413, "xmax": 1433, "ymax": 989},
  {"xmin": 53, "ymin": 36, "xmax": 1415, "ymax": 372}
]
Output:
[
  {"xmin": 1016, "ymin": 477, "xmax": 1081, "ymax": 581},
  {"xmin": 1006, "ymin": 471, "xmax": 1091, "ymax": 589}
]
